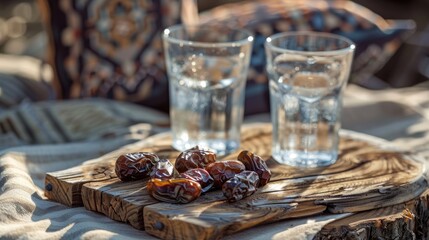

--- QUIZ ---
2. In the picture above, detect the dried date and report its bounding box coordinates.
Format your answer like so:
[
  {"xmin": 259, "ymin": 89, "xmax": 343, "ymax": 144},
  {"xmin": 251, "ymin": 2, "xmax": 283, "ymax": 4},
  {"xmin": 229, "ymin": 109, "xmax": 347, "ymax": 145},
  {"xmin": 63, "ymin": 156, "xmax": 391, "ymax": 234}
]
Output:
[
  {"xmin": 222, "ymin": 170, "xmax": 260, "ymax": 202},
  {"xmin": 237, "ymin": 150, "xmax": 271, "ymax": 186},
  {"xmin": 150, "ymin": 159, "xmax": 177, "ymax": 180},
  {"xmin": 115, "ymin": 152, "xmax": 159, "ymax": 181},
  {"xmin": 175, "ymin": 146, "xmax": 216, "ymax": 173},
  {"xmin": 147, "ymin": 178, "xmax": 202, "ymax": 203},
  {"xmin": 180, "ymin": 168, "xmax": 214, "ymax": 193},
  {"xmin": 205, "ymin": 160, "xmax": 245, "ymax": 188}
]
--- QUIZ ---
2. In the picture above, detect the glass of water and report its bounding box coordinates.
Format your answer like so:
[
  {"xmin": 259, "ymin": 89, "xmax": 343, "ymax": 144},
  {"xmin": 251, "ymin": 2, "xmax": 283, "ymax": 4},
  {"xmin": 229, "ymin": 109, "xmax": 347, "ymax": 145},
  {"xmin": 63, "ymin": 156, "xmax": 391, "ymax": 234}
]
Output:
[
  {"xmin": 163, "ymin": 25, "xmax": 253, "ymax": 155},
  {"xmin": 265, "ymin": 32, "xmax": 355, "ymax": 167}
]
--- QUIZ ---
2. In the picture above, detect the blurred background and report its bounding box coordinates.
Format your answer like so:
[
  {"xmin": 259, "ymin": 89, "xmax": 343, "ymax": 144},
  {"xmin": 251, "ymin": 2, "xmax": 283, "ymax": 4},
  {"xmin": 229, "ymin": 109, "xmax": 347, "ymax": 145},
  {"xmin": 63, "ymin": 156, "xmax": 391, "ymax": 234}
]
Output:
[
  {"xmin": 1, "ymin": 0, "xmax": 429, "ymax": 148},
  {"xmin": 0, "ymin": 0, "xmax": 428, "ymax": 89},
  {"xmin": 0, "ymin": 1, "xmax": 44, "ymax": 58}
]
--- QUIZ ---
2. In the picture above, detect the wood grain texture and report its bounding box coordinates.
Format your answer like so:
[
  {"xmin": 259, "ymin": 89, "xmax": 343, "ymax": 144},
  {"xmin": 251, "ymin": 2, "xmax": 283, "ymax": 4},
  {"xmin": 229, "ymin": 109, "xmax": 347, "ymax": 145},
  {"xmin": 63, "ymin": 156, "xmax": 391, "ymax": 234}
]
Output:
[
  {"xmin": 44, "ymin": 133, "xmax": 174, "ymax": 207},
  {"xmin": 315, "ymin": 189, "xmax": 429, "ymax": 240},
  {"xmin": 44, "ymin": 123, "xmax": 427, "ymax": 239},
  {"xmin": 81, "ymin": 178, "xmax": 158, "ymax": 230},
  {"xmin": 44, "ymin": 157, "xmax": 117, "ymax": 207},
  {"xmin": 143, "ymin": 125, "xmax": 427, "ymax": 240}
]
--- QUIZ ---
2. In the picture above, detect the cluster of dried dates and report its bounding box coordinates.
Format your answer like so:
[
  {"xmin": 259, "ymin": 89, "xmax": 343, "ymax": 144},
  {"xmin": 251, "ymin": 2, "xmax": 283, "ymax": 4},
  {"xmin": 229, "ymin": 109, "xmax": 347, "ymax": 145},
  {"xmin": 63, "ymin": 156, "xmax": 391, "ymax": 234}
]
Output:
[{"xmin": 114, "ymin": 146, "xmax": 271, "ymax": 203}]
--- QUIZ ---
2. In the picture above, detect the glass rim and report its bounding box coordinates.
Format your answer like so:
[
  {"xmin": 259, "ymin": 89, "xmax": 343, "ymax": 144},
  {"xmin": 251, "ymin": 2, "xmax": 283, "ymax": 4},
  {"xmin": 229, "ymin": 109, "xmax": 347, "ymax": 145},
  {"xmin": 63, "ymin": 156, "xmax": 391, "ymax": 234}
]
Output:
[
  {"xmin": 265, "ymin": 31, "xmax": 355, "ymax": 56},
  {"xmin": 163, "ymin": 24, "xmax": 254, "ymax": 48}
]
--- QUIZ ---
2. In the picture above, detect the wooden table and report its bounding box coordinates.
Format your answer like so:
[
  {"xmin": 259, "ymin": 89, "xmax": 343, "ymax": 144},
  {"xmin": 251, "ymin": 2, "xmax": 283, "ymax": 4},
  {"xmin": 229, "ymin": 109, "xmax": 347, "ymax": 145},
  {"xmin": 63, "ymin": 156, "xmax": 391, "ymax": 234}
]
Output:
[{"xmin": 44, "ymin": 123, "xmax": 429, "ymax": 240}]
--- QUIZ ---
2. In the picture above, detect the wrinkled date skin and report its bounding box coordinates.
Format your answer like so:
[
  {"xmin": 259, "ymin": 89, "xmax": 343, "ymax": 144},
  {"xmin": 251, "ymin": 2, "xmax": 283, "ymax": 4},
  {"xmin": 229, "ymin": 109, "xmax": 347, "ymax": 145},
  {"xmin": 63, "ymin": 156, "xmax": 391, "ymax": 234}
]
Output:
[
  {"xmin": 237, "ymin": 150, "xmax": 271, "ymax": 186},
  {"xmin": 175, "ymin": 146, "xmax": 216, "ymax": 173},
  {"xmin": 180, "ymin": 168, "xmax": 214, "ymax": 193},
  {"xmin": 115, "ymin": 152, "xmax": 159, "ymax": 181},
  {"xmin": 150, "ymin": 159, "xmax": 177, "ymax": 180},
  {"xmin": 206, "ymin": 160, "xmax": 245, "ymax": 188},
  {"xmin": 222, "ymin": 170, "xmax": 260, "ymax": 202},
  {"xmin": 147, "ymin": 178, "xmax": 202, "ymax": 203}
]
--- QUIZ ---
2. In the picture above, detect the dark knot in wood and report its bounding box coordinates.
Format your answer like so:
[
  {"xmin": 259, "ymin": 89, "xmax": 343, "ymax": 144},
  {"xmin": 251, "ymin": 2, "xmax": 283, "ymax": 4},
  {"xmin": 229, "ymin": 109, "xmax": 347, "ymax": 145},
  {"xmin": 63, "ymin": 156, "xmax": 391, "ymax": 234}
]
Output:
[{"xmin": 154, "ymin": 221, "xmax": 164, "ymax": 231}]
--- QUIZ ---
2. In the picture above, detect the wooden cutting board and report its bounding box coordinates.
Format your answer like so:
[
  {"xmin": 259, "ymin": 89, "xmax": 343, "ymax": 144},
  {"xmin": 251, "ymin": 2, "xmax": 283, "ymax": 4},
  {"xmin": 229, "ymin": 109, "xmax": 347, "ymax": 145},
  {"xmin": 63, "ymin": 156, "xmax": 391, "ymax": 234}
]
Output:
[{"xmin": 44, "ymin": 123, "xmax": 427, "ymax": 240}]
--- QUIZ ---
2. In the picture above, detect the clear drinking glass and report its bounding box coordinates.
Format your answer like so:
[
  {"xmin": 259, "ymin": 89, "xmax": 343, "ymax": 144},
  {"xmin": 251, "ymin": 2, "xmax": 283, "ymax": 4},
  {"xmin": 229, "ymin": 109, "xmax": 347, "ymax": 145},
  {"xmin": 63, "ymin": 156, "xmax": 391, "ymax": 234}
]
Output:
[
  {"xmin": 163, "ymin": 25, "xmax": 253, "ymax": 155},
  {"xmin": 265, "ymin": 32, "xmax": 355, "ymax": 167}
]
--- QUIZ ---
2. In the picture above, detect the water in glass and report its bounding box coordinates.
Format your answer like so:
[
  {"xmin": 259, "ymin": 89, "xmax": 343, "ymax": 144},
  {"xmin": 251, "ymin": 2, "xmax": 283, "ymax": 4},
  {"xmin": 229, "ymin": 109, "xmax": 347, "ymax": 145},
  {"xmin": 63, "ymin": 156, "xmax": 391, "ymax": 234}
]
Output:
[
  {"xmin": 269, "ymin": 54, "xmax": 346, "ymax": 167},
  {"xmin": 170, "ymin": 55, "xmax": 246, "ymax": 155}
]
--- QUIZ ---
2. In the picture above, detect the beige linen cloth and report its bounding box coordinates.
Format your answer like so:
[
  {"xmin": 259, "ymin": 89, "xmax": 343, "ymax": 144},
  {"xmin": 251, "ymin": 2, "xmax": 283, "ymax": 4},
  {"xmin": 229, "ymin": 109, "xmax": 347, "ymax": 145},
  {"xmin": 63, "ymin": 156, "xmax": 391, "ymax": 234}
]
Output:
[{"xmin": 1, "ymin": 83, "xmax": 429, "ymax": 239}]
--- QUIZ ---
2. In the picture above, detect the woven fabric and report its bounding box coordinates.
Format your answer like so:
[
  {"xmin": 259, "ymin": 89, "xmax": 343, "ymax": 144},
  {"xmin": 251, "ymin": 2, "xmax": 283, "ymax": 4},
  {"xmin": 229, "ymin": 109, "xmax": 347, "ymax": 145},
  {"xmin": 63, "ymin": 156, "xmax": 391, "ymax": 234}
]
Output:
[
  {"xmin": 0, "ymin": 99, "xmax": 169, "ymax": 149},
  {"xmin": 0, "ymin": 54, "xmax": 54, "ymax": 108}
]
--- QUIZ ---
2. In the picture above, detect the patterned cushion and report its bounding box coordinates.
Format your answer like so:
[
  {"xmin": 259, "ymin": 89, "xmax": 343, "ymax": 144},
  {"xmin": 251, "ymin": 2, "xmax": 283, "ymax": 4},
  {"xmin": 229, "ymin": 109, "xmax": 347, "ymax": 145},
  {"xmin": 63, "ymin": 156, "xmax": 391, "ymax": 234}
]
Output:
[
  {"xmin": 39, "ymin": 0, "xmax": 181, "ymax": 112},
  {"xmin": 39, "ymin": 0, "xmax": 415, "ymax": 116},
  {"xmin": 200, "ymin": 0, "xmax": 415, "ymax": 115}
]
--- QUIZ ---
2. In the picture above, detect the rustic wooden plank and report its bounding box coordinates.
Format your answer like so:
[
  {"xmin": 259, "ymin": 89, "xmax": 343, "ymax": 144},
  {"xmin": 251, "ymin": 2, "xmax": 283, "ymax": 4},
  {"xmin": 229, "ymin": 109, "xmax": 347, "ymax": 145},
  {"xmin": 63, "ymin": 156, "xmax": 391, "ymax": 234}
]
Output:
[
  {"xmin": 141, "ymin": 126, "xmax": 427, "ymax": 239},
  {"xmin": 45, "ymin": 123, "xmax": 427, "ymax": 240},
  {"xmin": 81, "ymin": 178, "xmax": 158, "ymax": 230},
  {"xmin": 44, "ymin": 125, "xmax": 267, "ymax": 207},
  {"xmin": 44, "ymin": 133, "xmax": 175, "ymax": 207},
  {"xmin": 315, "ymin": 189, "xmax": 429, "ymax": 239},
  {"xmin": 78, "ymin": 125, "xmax": 273, "ymax": 226},
  {"xmin": 143, "ymin": 151, "xmax": 426, "ymax": 240},
  {"xmin": 44, "ymin": 156, "xmax": 117, "ymax": 207},
  {"xmin": 45, "ymin": 171, "xmax": 77, "ymax": 207},
  {"xmin": 144, "ymin": 193, "xmax": 327, "ymax": 240}
]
